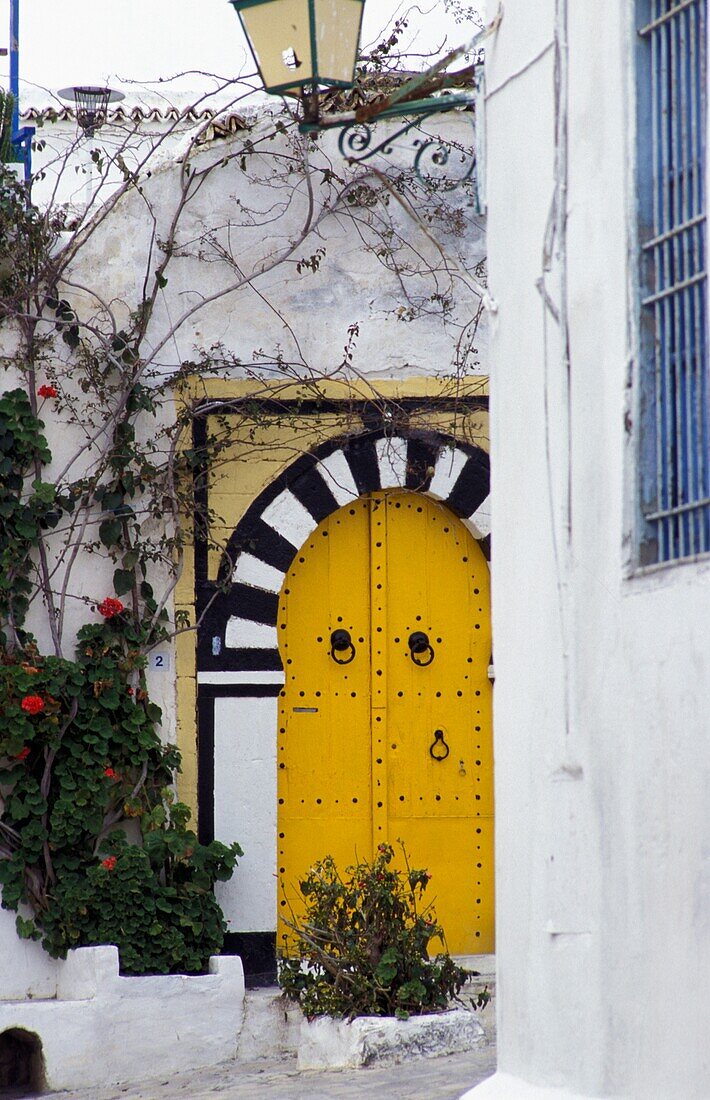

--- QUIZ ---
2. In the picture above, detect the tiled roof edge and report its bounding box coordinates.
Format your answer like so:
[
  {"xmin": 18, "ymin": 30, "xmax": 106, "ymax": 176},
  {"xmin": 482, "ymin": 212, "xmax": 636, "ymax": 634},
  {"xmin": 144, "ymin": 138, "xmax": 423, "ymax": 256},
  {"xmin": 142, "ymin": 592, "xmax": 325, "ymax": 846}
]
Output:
[{"xmin": 22, "ymin": 105, "xmax": 248, "ymax": 127}]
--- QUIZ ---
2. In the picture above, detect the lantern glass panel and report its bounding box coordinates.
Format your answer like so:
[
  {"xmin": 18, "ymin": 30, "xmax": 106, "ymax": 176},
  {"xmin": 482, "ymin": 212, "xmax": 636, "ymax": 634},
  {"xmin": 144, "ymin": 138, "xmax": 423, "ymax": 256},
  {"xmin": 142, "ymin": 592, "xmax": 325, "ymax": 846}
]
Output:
[
  {"xmin": 239, "ymin": 0, "xmax": 314, "ymax": 94},
  {"xmin": 313, "ymin": 0, "xmax": 363, "ymax": 86}
]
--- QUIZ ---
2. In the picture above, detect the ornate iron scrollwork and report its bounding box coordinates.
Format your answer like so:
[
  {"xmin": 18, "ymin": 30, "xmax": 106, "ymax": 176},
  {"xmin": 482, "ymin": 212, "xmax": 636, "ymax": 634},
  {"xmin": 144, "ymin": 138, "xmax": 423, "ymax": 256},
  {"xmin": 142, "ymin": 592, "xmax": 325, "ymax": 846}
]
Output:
[{"xmin": 337, "ymin": 115, "xmax": 476, "ymax": 189}]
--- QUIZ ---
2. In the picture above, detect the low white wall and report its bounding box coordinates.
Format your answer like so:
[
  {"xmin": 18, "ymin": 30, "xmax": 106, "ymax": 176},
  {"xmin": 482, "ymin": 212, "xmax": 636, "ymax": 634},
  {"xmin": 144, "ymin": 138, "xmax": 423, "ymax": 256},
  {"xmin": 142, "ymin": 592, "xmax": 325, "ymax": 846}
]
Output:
[
  {"xmin": 0, "ymin": 908, "xmax": 59, "ymax": 1001},
  {"xmin": 300, "ymin": 1009, "xmax": 485, "ymax": 1071},
  {"xmin": 0, "ymin": 945, "xmax": 245, "ymax": 1091}
]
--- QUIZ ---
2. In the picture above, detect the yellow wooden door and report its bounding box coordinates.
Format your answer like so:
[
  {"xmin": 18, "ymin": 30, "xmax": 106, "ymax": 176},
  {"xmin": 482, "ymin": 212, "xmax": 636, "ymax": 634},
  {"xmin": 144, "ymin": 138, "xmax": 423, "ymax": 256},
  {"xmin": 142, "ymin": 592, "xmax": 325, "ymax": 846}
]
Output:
[{"xmin": 277, "ymin": 490, "xmax": 494, "ymax": 955}]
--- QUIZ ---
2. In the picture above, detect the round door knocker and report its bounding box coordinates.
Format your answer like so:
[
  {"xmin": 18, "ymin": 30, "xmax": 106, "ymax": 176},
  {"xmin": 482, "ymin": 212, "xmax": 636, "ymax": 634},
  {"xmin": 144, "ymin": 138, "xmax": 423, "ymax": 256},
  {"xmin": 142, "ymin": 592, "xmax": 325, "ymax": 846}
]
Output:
[
  {"xmin": 330, "ymin": 628, "xmax": 356, "ymax": 665},
  {"xmin": 408, "ymin": 631, "xmax": 435, "ymax": 667},
  {"xmin": 429, "ymin": 729, "xmax": 450, "ymax": 761}
]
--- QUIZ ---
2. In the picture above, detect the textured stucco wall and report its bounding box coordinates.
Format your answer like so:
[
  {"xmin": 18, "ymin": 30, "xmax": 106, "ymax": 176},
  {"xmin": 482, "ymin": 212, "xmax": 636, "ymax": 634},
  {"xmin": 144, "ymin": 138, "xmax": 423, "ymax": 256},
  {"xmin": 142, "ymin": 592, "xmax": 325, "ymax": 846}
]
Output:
[{"xmin": 62, "ymin": 112, "xmax": 486, "ymax": 383}]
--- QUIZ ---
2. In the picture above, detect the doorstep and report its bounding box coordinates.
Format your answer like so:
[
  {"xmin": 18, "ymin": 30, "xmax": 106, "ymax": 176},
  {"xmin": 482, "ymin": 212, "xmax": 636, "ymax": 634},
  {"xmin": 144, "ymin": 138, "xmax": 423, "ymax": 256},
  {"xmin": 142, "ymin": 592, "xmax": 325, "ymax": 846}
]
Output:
[{"xmin": 454, "ymin": 953, "xmax": 496, "ymax": 978}]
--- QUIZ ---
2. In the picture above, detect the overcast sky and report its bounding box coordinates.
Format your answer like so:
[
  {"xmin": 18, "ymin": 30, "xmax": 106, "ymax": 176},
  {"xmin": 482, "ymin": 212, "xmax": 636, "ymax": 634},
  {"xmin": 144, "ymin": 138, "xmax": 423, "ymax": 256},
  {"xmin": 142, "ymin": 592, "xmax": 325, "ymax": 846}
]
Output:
[{"xmin": 1, "ymin": 1, "xmax": 480, "ymax": 102}]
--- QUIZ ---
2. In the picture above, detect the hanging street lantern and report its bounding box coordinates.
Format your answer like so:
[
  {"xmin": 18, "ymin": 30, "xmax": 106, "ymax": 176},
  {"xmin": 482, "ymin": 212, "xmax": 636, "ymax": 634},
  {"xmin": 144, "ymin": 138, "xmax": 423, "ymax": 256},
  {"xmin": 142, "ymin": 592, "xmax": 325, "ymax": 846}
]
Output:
[
  {"xmin": 229, "ymin": 0, "xmax": 365, "ymax": 123},
  {"xmin": 58, "ymin": 86, "xmax": 125, "ymax": 138}
]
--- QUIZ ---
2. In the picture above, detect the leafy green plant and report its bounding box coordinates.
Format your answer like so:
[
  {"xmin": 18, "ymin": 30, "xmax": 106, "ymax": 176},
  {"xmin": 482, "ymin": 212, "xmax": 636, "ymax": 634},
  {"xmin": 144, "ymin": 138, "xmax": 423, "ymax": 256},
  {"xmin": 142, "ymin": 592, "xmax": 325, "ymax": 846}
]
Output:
[
  {"xmin": 38, "ymin": 841, "xmax": 235, "ymax": 976},
  {"xmin": 0, "ymin": 389, "xmax": 72, "ymax": 645},
  {"xmin": 0, "ymin": 621, "xmax": 241, "ymax": 974},
  {"xmin": 278, "ymin": 842, "xmax": 469, "ymax": 1019},
  {"xmin": 0, "ymin": 395, "xmax": 241, "ymax": 974}
]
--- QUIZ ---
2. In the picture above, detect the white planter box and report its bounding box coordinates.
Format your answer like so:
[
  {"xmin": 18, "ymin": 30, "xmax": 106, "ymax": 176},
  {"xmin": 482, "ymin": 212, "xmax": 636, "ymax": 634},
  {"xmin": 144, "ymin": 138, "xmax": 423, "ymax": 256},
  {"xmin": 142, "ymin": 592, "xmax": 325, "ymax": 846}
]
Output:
[{"xmin": 298, "ymin": 1008, "xmax": 485, "ymax": 1070}]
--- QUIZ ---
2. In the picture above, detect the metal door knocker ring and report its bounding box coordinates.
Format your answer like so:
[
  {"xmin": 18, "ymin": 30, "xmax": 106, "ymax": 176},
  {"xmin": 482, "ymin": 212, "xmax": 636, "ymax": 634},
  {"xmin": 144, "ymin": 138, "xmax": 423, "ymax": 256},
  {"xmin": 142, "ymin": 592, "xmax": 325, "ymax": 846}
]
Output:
[
  {"xmin": 330, "ymin": 629, "xmax": 356, "ymax": 664},
  {"xmin": 408, "ymin": 631, "xmax": 435, "ymax": 666},
  {"xmin": 429, "ymin": 729, "xmax": 450, "ymax": 761}
]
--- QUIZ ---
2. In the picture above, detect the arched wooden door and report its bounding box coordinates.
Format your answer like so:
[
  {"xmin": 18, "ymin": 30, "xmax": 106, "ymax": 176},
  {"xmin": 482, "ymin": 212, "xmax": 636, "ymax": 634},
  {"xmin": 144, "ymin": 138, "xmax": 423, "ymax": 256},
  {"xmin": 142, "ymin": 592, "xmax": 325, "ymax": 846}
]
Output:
[{"xmin": 277, "ymin": 490, "xmax": 493, "ymax": 955}]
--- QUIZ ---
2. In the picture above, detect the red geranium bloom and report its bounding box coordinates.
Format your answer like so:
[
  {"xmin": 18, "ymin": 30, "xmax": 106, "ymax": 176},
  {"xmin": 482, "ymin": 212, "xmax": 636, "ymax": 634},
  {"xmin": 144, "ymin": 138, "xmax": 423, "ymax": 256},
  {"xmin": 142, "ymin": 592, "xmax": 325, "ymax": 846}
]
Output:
[
  {"xmin": 127, "ymin": 686, "xmax": 134, "ymax": 697},
  {"xmin": 97, "ymin": 597, "xmax": 124, "ymax": 619},
  {"xmin": 101, "ymin": 856, "xmax": 117, "ymax": 871},
  {"xmin": 14, "ymin": 747, "xmax": 30, "ymax": 761},
  {"xmin": 37, "ymin": 384, "xmax": 58, "ymax": 398},
  {"xmin": 103, "ymin": 766, "xmax": 120, "ymax": 780},
  {"xmin": 21, "ymin": 695, "xmax": 45, "ymax": 715}
]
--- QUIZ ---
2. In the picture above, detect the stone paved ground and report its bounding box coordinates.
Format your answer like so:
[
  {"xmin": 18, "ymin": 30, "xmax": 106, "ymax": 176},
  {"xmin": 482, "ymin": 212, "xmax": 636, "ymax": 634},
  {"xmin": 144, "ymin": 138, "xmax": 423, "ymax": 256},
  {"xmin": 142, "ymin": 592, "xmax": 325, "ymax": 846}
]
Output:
[{"xmin": 53, "ymin": 1045, "xmax": 496, "ymax": 1100}]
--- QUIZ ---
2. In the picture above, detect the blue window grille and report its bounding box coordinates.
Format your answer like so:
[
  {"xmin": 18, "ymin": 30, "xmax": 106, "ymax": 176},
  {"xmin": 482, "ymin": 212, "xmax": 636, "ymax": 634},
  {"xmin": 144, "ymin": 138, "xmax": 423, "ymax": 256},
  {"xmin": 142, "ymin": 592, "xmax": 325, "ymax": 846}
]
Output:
[{"xmin": 637, "ymin": 0, "xmax": 709, "ymax": 564}]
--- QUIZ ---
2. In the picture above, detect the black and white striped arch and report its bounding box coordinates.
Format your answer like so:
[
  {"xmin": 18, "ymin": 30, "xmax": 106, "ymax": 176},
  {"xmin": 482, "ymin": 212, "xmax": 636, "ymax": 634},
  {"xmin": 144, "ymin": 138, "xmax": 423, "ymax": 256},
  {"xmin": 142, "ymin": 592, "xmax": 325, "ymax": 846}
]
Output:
[{"xmin": 196, "ymin": 432, "xmax": 490, "ymax": 682}]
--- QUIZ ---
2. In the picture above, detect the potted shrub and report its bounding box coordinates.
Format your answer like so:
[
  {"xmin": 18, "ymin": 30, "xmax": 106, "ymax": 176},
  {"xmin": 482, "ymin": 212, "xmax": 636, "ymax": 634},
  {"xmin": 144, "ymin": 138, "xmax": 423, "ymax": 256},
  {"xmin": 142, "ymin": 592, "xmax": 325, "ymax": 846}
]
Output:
[{"xmin": 278, "ymin": 841, "xmax": 474, "ymax": 1020}]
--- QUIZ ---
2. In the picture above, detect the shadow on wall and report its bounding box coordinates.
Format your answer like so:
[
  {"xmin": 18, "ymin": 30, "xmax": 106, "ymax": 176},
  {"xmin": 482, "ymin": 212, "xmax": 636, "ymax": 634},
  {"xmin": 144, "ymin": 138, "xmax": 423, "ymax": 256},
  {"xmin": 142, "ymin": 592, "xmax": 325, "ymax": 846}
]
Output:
[{"xmin": 0, "ymin": 1028, "xmax": 46, "ymax": 1096}]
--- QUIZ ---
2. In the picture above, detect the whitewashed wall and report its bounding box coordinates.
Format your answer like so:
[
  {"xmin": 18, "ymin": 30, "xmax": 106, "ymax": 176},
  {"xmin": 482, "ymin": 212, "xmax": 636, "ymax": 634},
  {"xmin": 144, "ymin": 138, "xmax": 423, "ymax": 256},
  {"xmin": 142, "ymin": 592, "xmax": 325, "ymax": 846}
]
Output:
[
  {"xmin": 213, "ymin": 695, "xmax": 279, "ymax": 933},
  {"xmin": 467, "ymin": 2, "xmax": 710, "ymax": 1099},
  {"xmin": 22, "ymin": 88, "xmax": 243, "ymax": 212},
  {"xmin": 61, "ymin": 109, "xmax": 486, "ymax": 382}
]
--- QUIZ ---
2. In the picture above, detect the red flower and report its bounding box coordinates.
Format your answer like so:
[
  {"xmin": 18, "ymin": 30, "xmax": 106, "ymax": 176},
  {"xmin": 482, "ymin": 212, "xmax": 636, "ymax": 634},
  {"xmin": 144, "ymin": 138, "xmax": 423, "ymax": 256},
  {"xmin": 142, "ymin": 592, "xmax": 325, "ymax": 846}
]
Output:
[
  {"xmin": 37, "ymin": 384, "xmax": 58, "ymax": 399},
  {"xmin": 97, "ymin": 597, "xmax": 124, "ymax": 619},
  {"xmin": 101, "ymin": 856, "xmax": 117, "ymax": 871},
  {"xmin": 103, "ymin": 767, "xmax": 120, "ymax": 780},
  {"xmin": 21, "ymin": 695, "xmax": 45, "ymax": 715},
  {"xmin": 126, "ymin": 687, "xmax": 134, "ymax": 697},
  {"xmin": 14, "ymin": 747, "xmax": 30, "ymax": 761}
]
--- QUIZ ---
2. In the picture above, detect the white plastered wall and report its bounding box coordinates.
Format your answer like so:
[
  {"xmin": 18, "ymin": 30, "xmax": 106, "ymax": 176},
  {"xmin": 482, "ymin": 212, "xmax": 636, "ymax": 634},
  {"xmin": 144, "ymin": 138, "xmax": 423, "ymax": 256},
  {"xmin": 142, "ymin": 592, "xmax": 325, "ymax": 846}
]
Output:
[
  {"xmin": 0, "ymin": 945, "xmax": 244, "ymax": 1091},
  {"xmin": 62, "ymin": 112, "xmax": 487, "ymax": 385},
  {"xmin": 468, "ymin": 1, "xmax": 710, "ymax": 1099},
  {"xmin": 213, "ymin": 695, "xmax": 280, "ymax": 932}
]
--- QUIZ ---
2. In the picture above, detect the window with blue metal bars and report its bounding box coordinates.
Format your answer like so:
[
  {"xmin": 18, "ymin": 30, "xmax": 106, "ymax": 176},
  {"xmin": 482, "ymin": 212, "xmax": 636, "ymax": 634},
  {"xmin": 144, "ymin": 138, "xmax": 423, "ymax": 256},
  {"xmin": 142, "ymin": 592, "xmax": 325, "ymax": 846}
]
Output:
[{"xmin": 637, "ymin": 0, "xmax": 709, "ymax": 564}]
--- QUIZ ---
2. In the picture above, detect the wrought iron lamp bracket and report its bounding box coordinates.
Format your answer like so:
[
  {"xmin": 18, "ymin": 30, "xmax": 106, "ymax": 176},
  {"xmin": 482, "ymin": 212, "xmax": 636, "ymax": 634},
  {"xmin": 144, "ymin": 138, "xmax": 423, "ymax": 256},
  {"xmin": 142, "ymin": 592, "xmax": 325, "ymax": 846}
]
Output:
[{"xmin": 300, "ymin": 92, "xmax": 477, "ymax": 189}]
